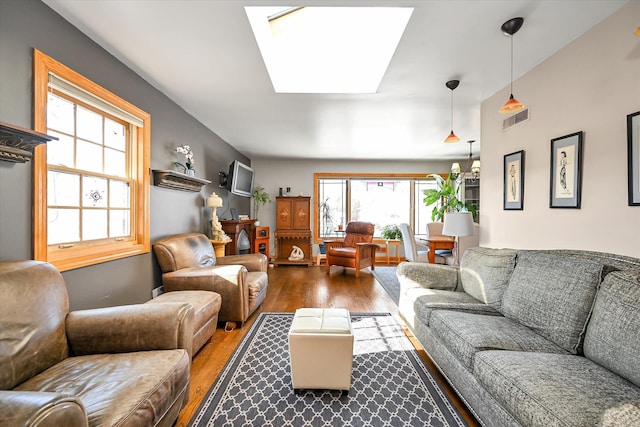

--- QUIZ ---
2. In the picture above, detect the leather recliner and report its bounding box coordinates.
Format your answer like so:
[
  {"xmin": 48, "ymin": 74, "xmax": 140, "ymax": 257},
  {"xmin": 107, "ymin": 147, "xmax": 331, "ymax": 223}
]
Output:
[
  {"xmin": 325, "ymin": 221, "xmax": 379, "ymax": 278},
  {"xmin": 0, "ymin": 260, "xmax": 193, "ymax": 427},
  {"xmin": 153, "ymin": 233, "xmax": 269, "ymax": 328}
]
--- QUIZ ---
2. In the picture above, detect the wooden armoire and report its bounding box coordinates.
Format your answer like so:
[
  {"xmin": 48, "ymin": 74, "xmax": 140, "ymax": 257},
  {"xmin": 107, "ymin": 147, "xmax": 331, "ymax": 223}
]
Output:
[{"xmin": 273, "ymin": 196, "xmax": 312, "ymax": 266}]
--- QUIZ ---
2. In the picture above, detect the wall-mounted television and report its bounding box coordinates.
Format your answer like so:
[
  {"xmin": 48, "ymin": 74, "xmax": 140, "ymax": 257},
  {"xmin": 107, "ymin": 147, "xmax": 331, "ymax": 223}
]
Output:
[{"xmin": 227, "ymin": 160, "xmax": 254, "ymax": 197}]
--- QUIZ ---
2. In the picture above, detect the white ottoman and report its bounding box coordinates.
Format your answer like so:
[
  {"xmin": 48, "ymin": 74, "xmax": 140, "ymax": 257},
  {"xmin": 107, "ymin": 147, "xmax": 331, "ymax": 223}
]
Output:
[{"xmin": 288, "ymin": 308, "xmax": 354, "ymax": 393}]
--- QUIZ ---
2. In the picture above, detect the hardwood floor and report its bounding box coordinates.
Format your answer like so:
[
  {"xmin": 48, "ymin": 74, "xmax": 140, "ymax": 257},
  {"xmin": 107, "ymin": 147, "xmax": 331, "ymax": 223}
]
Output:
[{"xmin": 175, "ymin": 264, "xmax": 480, "ymax": 427}]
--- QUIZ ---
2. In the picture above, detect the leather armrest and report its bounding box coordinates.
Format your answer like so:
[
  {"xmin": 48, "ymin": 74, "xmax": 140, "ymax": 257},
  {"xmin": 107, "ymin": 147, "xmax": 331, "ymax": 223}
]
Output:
[
  {"xmin": 396, "ymin": 261, "xmax": 460, "ymax": 291},
  {"xmin": 0, "ymin": 390, "xmax": 88, "ymax": 427},
  {"xmin": 66, "ymin": 303, "xmax": 194, "ymax": 358},
  {"xmin": 216, "ymin": 253, "xmax": 267, "ymax": 272}
]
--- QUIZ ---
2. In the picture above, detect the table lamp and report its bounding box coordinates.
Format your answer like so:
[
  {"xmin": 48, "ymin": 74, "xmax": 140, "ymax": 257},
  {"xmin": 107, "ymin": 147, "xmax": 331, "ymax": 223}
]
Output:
[
  {"xmin": 442, "ymin": 211, "xmax": 474, "ymax": 265},
  {"xmin": 206, "ymin": 192, "xmax": 230, "ymax": 241}
]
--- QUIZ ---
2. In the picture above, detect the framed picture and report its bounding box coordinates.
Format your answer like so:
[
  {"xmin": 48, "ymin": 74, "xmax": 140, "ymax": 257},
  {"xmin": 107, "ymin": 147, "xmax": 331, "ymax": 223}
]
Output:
[
  {"xmin": 550, "ymin": 131, "xmax": 583, "ymax": 208},
  {"xmin": 628, "ymin": 111, "xmax": 640, "ymax": 206},
  {"xmin": 504, "ymin": 150, "xmax": 525, "ymax": 210}
]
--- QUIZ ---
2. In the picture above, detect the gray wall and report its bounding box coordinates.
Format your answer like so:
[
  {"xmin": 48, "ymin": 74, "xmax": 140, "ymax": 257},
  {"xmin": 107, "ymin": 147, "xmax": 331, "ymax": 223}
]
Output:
[{"xmin": 0, "ymin": 0, "xmax": 250, "ymax": 310}]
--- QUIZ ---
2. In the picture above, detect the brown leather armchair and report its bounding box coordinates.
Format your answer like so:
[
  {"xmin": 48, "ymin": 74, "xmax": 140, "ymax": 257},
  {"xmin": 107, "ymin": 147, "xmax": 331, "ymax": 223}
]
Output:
[
  {"xmin": 0, "ymin": 260, "xmax": 192, "ymax": 427},
  {"xmin": 153, "ymin": 233, "xmax": 268, "ymax": 328},
  {"xmin": 325, "ymin": 221, "xmax": 379, "ymax": 278}
]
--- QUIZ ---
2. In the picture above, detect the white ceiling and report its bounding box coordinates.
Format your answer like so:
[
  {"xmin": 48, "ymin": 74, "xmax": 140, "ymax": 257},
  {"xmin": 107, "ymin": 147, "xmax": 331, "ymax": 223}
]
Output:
[{"xmin": 42, "ymin": 0, "xmax": 627, "ymax": 161}]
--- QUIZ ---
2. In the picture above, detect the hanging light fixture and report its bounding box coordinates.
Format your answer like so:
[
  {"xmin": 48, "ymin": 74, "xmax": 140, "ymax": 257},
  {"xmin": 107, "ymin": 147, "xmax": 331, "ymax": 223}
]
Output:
[
  {"xmin": 451, "ymin": 140, "xmax": 480, "ymax": 181},
  {"xmin": 444, "ymin": 79, "xmax": 460, "ymax": 143},
  {"xmin": 499, "ymin": 17, "xmax": 525, "ymax": 114}
]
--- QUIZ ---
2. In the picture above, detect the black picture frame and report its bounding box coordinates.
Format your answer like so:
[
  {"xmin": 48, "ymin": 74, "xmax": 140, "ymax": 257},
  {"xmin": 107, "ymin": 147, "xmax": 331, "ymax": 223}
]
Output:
[
  {"xmin": 503, "ymin": 150, "xmax": 525, "ymax": 210},
  {"xmin": 550, "ymin": 131, "xmax": 583, "ymax": 208},
  {"xmin": 628, "ymin": 111, "xmax": 640, "ymax": 206}
]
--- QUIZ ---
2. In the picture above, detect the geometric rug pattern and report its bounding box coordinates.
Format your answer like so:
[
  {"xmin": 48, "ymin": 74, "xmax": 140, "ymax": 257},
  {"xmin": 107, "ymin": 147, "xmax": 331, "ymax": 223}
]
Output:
[{"xmin": 188, "ymin": 312, "xmax": 469, "ymax": 426}]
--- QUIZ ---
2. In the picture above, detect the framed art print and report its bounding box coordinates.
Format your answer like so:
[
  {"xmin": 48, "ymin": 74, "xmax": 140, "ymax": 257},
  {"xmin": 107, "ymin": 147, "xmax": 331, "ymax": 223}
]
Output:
[
  {"xmin": 504, "ymin": 150, "xmax": 524, "ymax": 210},
  {"xmin": 550, "ymin": 131, "xmax": 583, "ymax": 208},
  {"xmin": 628, "ymin": 111, "xmax": 640, "ymax": 206}
]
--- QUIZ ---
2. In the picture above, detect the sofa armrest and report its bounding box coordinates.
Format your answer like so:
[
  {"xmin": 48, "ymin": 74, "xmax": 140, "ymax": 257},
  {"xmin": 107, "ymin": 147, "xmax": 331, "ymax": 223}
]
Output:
[
  {"xmin": 216, "ymin": 253, "xmax": 267, "ymax": 272},
  {"xmin": 66, "ymin": 303, "xmax": 194, "ymax": 358},
  {"xmin": 396, "ymin": 261, "xmax": 460, "ymax": 291},
  {"xmin": 162, "ymin": 265, "xmax": 249, "ymax": 323},
  {"xmin": 0, "ymin": 390, "xmax": 88, "ymax": 427}
]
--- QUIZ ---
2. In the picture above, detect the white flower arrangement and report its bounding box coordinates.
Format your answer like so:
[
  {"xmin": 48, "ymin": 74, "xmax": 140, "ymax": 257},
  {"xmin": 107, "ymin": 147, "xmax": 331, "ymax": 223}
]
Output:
[{"xmin": 175, "ymin": 144, "xmax": 194, "ymax": 171}]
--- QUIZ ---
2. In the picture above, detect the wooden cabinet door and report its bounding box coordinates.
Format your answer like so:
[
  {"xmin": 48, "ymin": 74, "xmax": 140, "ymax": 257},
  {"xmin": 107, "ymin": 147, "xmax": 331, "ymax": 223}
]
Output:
[
  {"xmin": 292, "ymin": 198, "xmax": 310, "ymax": 229},
  {"xmin": 276, "ymin": 198, "xmax": 293, "ymax": 230}
]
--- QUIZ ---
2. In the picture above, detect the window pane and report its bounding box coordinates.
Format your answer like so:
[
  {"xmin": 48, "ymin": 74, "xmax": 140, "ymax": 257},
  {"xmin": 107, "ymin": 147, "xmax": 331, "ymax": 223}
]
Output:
[
  {"xmin": 104, "ymin": 148, "xmax": 126, "ymax": 177},
  {"xmin": 76, "ymin": 140, "xmax": 103, "ymax": 173},
  {"xmin": 76, "ymin": 106, "xmax": 103, "ymax": 143},
  {"xmin": 318, "ymin": 179, "xmax": 346, "ymax": 237},
  {"xmin": 48, "ymin": 208, "xmax": 80, "ymax": 244},
  {"xmin": 47, "ymin": 92, "xmax": 74, "ymax": 134},
  {"xmin": 110, "ymin": 180, "xmax": 130, "ymax": 208},
  {"xmin": 415, "ymin": 179, "xmax": 438, "ymax": 236},
  {"xmin": 83, "ymin": 209, "xmax": 108, "ymax": 240},
  {"xmin": 82, "ymin": 176, "xmax": 108, "ymax": 207},
  {"xmin": 48, "ymin": 171, "xmax": 80, "ymax": 206},
  {"xmin": 109, "ymin": 209, "xmax": 130, "ymax": 237},
  {"xmin": 46, "ymin": 131, "xmax": 75, "ymax": 167},
  {"xmin": 105, "ymin": 118, "xmax": 126, "ymax": 150},
  {"xmin": 351, "ymin": 179, "xmax": 410, "ymax": 236}
]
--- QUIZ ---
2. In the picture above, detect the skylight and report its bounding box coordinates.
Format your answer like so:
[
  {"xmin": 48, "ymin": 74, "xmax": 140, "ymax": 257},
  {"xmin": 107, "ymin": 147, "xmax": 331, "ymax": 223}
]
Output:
[{"xmin": 245, "ymin": 6, "xmax": 413, "ymax": 94}]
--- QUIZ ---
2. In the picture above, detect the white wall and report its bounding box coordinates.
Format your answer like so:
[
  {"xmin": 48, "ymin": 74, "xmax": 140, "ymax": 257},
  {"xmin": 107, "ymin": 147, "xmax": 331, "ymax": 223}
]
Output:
[
  {"xmin": 251, "ymin": 158, "xmax": 454, "ymax": 256},
  {"xmin": 480, "ymin": 0, "xmax": 640, "ymax": 258}
]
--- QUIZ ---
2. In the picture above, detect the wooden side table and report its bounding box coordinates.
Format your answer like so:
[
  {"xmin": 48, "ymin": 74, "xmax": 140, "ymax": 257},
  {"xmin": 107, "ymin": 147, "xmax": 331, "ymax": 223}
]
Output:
[{"xmin": 385, "ymin": 239, "xmax": 401, "ymax": 264}]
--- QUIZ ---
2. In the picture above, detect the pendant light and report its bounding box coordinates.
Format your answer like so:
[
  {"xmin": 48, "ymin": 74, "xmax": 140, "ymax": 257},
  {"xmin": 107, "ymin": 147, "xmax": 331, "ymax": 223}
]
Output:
[
  {"xmin": 499, "ymin": 17, "xmax": 525, "ymax": 114},
  {"xmin": 444, "ymin": 79, "xmax": 460, "ymax": 143}
]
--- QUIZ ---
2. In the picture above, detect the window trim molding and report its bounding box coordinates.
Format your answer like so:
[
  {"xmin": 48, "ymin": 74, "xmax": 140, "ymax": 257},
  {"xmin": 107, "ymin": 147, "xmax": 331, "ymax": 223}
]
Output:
[
  {"xmin": 33, "ymin": 49, "xmax": 151, "ymax": 271},
  {"xmin": 313, "ymin": 172, "xmax": 433, "ymax": 242}
]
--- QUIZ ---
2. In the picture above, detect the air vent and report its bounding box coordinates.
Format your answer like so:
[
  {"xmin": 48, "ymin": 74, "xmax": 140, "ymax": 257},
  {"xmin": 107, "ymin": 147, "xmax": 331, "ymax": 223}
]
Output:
[{"xmin": 503, "ymin": 108, "xmax": 529, "ymax": 130}]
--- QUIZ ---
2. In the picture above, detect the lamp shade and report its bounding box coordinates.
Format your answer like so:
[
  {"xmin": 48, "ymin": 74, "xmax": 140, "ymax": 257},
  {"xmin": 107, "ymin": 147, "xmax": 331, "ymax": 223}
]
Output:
[
  {"xmin": 471, "ymin": 160, "xmax": 481, "ymax": 172},
  {"xmin": 206, "ymin": 192, "xmax": 223, "ymax": 208},
  {"xmin": 442, "ymin": 212, "xmax": 473, "ymax": 237},
  {"xmin": 451, "ymin": 162, "xmax": 461, "ymax": 175}
]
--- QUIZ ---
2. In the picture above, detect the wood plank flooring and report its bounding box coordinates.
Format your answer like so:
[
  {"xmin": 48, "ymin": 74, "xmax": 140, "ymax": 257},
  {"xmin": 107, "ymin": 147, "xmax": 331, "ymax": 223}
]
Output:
[{"xmin": 175, "ymin": 264, "xmax": 480, "ymax": 427}]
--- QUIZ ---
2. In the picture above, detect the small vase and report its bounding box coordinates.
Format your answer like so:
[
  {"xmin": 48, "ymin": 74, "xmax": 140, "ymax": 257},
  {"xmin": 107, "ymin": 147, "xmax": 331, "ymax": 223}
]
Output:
[{"xmin": 186, "ymin": 169, "xmax": 195, "ymax": 177}]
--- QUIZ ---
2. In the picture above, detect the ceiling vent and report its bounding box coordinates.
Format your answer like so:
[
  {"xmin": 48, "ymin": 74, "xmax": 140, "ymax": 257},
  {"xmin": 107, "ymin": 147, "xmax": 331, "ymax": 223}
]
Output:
[{"xmin": 503, "ymin": 108, "xmax": 529, "ymax": 131}]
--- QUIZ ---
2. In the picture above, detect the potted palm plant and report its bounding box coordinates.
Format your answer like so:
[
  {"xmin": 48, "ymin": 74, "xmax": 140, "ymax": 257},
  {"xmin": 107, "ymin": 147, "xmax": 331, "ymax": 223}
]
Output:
[{"xmin": 423, "ymin": 173, "xmax": 477, "ymax": 222}]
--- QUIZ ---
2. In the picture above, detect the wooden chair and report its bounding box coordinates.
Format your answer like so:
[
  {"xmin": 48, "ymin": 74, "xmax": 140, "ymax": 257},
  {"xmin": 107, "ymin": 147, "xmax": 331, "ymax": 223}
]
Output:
[{"xmin": 325, "ymin": 221, "xmax": 379, "ymax": 278}]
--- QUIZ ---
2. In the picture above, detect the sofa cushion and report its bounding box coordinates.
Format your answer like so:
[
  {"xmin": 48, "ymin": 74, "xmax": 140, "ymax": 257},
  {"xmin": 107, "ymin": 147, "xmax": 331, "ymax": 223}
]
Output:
[
  {"xmin": 584, "ymin": 270, "xmax": 640, "ymax": 387},
  {"xmin": 413, "ymin": 289, "xmax": 500, "ymax": 326},
  {"xmin": 459, "ymin": 248, "xmax": 517, "ymax": 309},
  {"xmin": 501, "ymin": 251, "xmax": 608, "ymax": 354},
  {"xmin": 474, "ymin": 351, "xmax": 640, "ymax": 427},
  {"xmin": 429, "ymin": 311, "xmax": 568, "ymax": 371},
  {"xmin": 15, "ymin": 349, "xmax": 190, "ymax": 426}
]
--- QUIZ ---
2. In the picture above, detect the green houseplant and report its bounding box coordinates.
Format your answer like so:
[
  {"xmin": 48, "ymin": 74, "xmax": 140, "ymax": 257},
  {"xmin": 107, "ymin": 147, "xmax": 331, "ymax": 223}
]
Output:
[
  {"xmin": 381, "ymin": 224, "xmax": 402, "ymax": 240},
  {"xmin": 423, "ymin": 173, "xmax": 477, "ymax": 222},
  {"xmin": 252, "ymin": 187, "xmax": 272, "ymax": 222}
]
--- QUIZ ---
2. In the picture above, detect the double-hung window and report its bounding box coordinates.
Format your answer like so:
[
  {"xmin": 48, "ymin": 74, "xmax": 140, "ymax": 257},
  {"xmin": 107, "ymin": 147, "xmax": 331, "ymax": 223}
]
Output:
[{"xmin": 33, "ymin": 50, "xmax": 150, "ymax": 271}]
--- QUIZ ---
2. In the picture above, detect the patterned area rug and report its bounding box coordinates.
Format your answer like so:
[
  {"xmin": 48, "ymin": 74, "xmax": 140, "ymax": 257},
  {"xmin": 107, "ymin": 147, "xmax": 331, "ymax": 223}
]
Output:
[
  {"xmin": 372, "ymin": 266, "xmax": 401, "ymax": 305},
  {"xmin": 188, "ymin": 312, "xmax": 468, "ymax": 427}
]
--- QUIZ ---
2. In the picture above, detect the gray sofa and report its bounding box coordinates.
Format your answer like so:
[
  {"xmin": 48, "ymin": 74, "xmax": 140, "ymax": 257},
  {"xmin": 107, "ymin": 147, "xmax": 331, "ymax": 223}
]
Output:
[{"xmin": 397, "ymin": 247, "xmax": 640, "ymax": 427}]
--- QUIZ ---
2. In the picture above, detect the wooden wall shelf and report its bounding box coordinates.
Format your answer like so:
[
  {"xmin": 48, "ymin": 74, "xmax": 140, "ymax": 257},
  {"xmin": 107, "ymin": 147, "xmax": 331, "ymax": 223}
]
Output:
[
  {"xmin": 0, "ymin": 121, "xmax": 57, "ymax": 163},
  {"xmin": 152, "ymin": 169, "xmax": 211, "ymax": 192}
]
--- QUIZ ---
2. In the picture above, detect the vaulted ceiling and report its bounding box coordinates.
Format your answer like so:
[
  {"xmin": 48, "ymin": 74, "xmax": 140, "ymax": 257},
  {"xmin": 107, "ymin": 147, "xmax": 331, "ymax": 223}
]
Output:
[{"xmin": 43, "ymin": 0, "xmax": 627, "ymax": 161}]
